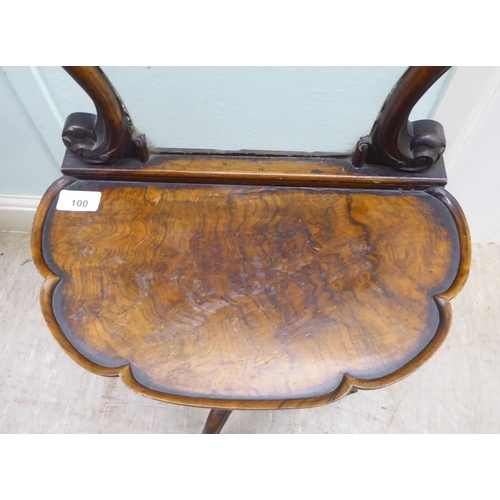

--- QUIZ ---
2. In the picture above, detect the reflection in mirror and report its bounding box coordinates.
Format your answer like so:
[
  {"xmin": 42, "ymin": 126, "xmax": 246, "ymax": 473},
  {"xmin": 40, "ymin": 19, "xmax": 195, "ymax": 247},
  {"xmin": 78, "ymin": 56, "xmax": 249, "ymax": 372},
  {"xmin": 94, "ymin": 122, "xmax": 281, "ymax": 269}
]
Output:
[{"xmin": 38, "ymin": 66, "xmax": 451, "ymax": 154}]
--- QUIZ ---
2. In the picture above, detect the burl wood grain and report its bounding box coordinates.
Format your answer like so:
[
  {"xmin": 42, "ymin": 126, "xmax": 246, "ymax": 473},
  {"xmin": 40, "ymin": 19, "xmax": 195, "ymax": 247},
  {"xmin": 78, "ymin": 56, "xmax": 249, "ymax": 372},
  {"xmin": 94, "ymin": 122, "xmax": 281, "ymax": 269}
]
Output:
[{"xmin": 34, "ymin": 180, "xmax": 463, "ymax": 408}]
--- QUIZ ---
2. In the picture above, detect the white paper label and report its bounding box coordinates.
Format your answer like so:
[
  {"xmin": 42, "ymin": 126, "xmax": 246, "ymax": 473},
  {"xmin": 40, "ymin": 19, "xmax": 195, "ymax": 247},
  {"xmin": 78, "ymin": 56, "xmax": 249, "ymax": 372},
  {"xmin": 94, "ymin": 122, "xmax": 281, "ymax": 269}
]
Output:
[{"xmin": 56, "ymin": 190, "xmax": 102, "ymax": 212}]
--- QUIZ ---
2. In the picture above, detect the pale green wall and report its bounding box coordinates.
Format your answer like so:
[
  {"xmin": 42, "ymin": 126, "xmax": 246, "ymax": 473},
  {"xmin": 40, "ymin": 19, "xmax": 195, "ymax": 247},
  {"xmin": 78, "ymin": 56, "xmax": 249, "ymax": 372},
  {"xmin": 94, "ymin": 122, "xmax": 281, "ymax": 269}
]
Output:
[
  {"xmin": 0, "ymin": 70, "xmax": 60, "ymax": 196},
  {"xmin": 0, "ymin": 67, "xmax": 449, "ymax": 196}
]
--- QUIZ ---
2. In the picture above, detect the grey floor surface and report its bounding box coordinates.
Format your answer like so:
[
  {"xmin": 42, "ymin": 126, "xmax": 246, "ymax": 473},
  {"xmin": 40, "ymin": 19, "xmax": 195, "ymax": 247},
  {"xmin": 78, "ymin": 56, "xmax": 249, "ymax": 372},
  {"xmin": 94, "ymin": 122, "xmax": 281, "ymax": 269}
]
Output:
[{"xmin": 1, "ymin": 231, "xmax": 498, "ymax": 433}]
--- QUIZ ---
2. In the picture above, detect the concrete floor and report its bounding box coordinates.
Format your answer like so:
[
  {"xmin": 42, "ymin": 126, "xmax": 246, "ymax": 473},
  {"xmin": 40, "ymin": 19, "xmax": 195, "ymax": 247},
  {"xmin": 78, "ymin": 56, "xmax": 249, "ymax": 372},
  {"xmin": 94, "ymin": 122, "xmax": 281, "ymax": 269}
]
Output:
[{"xmin": 1, "ymin": 231, "xmax": 498, "ymax": 433}]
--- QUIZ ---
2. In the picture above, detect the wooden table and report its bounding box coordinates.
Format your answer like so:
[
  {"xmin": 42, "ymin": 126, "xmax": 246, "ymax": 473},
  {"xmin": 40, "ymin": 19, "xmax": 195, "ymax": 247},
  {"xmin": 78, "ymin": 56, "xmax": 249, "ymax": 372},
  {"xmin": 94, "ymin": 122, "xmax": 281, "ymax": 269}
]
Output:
[{"xmin": 31, "ymin": 66, "xmax": 471, "ymax": 433}]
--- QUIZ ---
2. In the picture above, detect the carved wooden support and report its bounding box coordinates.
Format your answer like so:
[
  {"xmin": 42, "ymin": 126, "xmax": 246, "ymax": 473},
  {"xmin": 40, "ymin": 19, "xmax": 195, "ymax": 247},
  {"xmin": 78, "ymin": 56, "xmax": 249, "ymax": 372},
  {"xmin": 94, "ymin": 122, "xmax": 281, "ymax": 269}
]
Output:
[
  {"xmin": 352, "ymin": 66, "xmax": 450, "ymax": 172},
  {"xmin": 62, "ymin": 66, "xmax": 149, "ymax": 164}
]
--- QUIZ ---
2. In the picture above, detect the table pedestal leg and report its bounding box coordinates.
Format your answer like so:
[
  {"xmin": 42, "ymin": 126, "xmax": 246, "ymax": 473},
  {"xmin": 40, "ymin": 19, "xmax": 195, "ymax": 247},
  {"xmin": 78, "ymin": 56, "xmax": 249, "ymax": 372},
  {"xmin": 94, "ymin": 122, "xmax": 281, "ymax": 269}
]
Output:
[{"xmin": 202, "ymin": 409, "xmax": 233, "ymax": 434}]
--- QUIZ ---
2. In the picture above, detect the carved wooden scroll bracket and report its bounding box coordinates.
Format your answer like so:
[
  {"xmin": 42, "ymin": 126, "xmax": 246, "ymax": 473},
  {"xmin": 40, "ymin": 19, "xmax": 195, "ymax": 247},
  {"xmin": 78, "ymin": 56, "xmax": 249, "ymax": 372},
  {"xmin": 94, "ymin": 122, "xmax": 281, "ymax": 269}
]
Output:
[
  {"xmin": 352, "ymin": 66, "xmax": 450, "ymax": 172},
  {"xmin": 62, "ymin": 67, "xmax": 149, "ymax": 164}
]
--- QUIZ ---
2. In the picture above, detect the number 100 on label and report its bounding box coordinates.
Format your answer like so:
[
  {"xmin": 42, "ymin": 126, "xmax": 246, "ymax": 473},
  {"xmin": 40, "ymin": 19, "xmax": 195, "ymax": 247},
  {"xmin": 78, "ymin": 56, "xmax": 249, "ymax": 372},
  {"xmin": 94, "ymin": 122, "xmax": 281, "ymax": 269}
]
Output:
[{"xmin": 56, "ymin": 190, "xmax": 102, "ymax": 212}]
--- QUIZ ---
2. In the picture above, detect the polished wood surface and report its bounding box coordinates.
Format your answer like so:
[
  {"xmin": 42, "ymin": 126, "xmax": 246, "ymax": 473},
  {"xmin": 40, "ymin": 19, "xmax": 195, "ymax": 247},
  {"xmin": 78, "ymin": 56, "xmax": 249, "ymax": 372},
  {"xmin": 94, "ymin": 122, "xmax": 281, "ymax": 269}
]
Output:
[
  {"xmin": 202, "ymin": 409, "xmax": 233, "ymax": 434},
  {"xmin": 32, "ymin": 177, "xmax": 469, "ymax": 409},
  {"xmin": 60, "ymin": 150, "xmax": 448, "ymax": 189}
]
